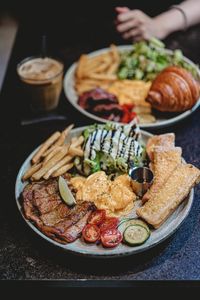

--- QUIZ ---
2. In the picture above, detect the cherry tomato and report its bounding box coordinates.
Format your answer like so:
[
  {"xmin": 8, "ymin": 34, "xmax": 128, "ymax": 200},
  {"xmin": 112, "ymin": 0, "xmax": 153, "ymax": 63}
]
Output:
[
  {"xmin": 82, "ymin": 224, "xmax": 100, "ymax": 243},
  {"xmin": 122, "ymin": 104, "xmax": 134, "ymax": 110},
  {"xmin": 88, "ymin": 209, "xmax": 106, "ymax": 226},
  {"xmin": 101, "ymin": 228, "xmax": 122, "ymax": 248},
  {"xmin": 99, "ymin": 217, "xmax": 119, "ymax": 233},
  {"xmin": 130, "ymin": 111, "xmax": 137, "ymax": 120},
  {"xmin": 121, "ymin": 112, "xmax": 130, "ymax": 123}
]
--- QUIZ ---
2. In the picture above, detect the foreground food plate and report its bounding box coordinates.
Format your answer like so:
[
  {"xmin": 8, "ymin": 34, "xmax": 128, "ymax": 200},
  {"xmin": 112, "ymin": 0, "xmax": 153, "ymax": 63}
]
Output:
[
  {"xmin": 63, "ymin": 46, "xmax": 200, "ymax": 129},
  {"xmin": 15, "ymin": 127, "xmax": 194, "ymax": 257}
]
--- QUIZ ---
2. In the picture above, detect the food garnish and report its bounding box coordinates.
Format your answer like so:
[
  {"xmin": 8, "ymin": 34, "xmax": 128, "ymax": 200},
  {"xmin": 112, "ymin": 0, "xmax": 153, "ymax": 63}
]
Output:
[
  {"xmin": 82, "ymin": 224, "xmax": 100, "ymax": 243},
  {"xmin": 99, "ymin": 217, "xmax": 119, "ymax": 233},
  {"xmin": 100, "ymin": 228, "xmax": 122, "ymax": 248},
  {"xmin": 123, "ymin": 224, "xmax": 150, "ymax": 246},
  {"xmin": 58, "ymin": 176, "xmax": 76, "ymax": 206},
  {"xmin": 88, "ymin": 209, "xmax": 106, "ymax": 226},
  {"xmin": 118, "ymin": 218, "xmax": 150, "ymax": 234}
]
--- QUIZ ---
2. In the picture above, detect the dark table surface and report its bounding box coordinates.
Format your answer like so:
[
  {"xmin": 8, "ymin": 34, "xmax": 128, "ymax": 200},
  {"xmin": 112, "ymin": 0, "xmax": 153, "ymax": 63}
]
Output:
[{"xmin": 1, "ymin": 19, "xmax": 200, "ymax": 285}]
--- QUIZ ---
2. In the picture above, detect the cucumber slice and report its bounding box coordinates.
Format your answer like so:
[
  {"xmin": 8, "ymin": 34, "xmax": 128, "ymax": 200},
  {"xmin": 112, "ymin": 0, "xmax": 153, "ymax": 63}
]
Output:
[
  {"xmin": 118, "ymin": 218, "xmax": 150, "ymax": 234},
  {"xmin": 123, "ymin": 224, "xmax": 150, "ymax": 246}
]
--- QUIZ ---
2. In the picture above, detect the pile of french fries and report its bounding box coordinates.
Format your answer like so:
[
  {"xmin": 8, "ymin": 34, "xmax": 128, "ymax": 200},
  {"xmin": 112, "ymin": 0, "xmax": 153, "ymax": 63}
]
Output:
[
  {"xmin": 22, "ymin": 124, "xmax": 84, "ymax": 182},
  {"xmin": 75, "ymin": 44, "xmax": 120, "ymax": 95}
]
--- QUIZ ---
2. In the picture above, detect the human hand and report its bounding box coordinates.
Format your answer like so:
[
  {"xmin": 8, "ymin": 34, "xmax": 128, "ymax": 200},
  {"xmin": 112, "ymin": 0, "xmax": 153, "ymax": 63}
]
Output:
[{"xmin": 115, "ymin": 7, "xmax": 168, "ymax": 41}]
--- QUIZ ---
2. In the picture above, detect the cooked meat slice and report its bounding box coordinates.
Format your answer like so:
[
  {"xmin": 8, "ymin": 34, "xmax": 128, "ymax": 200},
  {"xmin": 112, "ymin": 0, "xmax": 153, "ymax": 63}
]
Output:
[
  {"xmin": 32, "ymin": 179, "xmax": 62, "ymax": 214},
  {"xmin": 92, "ymin": 103, "xmax": 123, "ymax": 117},
  {"xmin": 40, "ymin": 203, "xmax": 70, "ymax": 226},
  {"xmin": 62, "ymin": 211, "xmax": 92, "ymax": 242},
  {"xmin": 22, "ymin": 183, "xmax": 42, "ymax": 226},
  {"xmin": 78, "ymin": 88, "xmax": 118, "ymax": 109},
  {"xmin": 22, "ymin": 177, "xmax": 97, "ymax": 244},
  {"xmin": 142, "ymin": 147, "xmax": 182, "ymax": 203},
  {"xmin": 45, "ymin": 201, "xmax": 95, "ymax": 233},
  {"xmin": 40, "ymin": 201, "xmax": 96, "ymax": 243},
  {"xmin": 137, "ymin": 164, "xmax": 200, "ymax": 228}
]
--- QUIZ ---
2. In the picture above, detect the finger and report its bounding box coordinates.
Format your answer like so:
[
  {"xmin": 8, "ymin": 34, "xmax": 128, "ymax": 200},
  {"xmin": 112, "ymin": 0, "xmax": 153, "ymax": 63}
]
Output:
[
  {"xmin": 117, "ymin": 19, "xmax": 140, "ymax": 33},
  {"xmin": 122, "ymin": 28, "xmax": 142, "ymax": 39},
  {"xmin": 115, "ymin": 7, "xmax": 130, "ymax": 13},
  {"xmin": 117, "ymin": 10, "xmax": 136, "ymax": 22}
]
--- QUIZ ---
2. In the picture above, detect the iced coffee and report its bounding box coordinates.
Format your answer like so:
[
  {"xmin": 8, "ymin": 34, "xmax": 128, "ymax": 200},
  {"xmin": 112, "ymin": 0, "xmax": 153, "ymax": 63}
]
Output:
[{"xmin": 17, "ymin": 57, "xmax": 64, "ymax": 111}]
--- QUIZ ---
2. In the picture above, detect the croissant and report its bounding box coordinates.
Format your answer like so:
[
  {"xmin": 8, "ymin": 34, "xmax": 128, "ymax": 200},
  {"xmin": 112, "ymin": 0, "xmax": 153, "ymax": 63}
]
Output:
[{"xmin": 147, "ymin": 66, "xmax": 200, "ymax": 112}]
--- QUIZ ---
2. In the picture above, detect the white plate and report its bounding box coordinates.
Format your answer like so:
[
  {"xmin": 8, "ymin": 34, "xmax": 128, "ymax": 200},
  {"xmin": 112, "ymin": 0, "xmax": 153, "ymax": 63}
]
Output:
[
  {"xmin": 63, "ymin": 45, "xmax": 200, "ymax": 129},
  {"xmin": 15, "ymin": 127, "xmax": 194, "ymax": 257}
]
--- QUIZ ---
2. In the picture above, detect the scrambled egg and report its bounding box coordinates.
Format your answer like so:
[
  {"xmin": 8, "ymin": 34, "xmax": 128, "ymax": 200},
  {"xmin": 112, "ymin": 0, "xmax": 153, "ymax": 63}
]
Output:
[{"xmin": 70, "ymin": 171, "xmax": 136, "ymax": 217}]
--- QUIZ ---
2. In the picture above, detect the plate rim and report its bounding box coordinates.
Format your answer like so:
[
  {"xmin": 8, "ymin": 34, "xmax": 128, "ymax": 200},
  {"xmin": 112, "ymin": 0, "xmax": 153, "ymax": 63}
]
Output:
[
  {"xmin": 15, "ymin": 126, "xmax": 194, "ymax": 258},
  {"xmin": 63, "ymin": 45, "xmax": 200, "ymax": 129}
]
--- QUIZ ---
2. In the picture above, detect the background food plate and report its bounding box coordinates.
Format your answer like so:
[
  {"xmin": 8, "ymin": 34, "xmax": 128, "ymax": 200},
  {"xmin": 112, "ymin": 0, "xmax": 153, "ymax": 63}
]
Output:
[
  {"xmin": 63, "ymin": 46, "xmax": 200, "ymax": 129},
  {"xmin": 15, "ymin": 127, "xmax": 194, "ymax": 257}
]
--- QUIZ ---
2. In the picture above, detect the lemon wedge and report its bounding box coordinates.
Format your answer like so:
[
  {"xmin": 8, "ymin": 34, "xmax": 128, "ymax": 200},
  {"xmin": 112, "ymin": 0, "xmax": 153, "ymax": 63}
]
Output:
[{"xmin": 58, "ymin": 176, "xmax": 76, "ymax": 206}]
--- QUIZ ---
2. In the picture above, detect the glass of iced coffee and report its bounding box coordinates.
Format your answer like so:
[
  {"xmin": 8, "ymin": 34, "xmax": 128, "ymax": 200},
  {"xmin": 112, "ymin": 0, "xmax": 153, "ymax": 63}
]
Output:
[{"xmin": 17, "ymin": 56, "xmax": 64, "ymax": 111}]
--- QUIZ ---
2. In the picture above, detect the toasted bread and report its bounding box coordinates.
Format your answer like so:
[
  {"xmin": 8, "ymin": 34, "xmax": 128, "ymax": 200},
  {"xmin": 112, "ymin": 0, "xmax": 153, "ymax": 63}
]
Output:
[
  {"xmin": 137, "ymin": 164, "xmax": 200, "ymax": 228},
  {"xmin": 142, "ymin": 146, "xmax": 182, "ymax": 203},
  {"xmin": 146, "ymin": 133, "xmax": 175, "ymax": 161}
]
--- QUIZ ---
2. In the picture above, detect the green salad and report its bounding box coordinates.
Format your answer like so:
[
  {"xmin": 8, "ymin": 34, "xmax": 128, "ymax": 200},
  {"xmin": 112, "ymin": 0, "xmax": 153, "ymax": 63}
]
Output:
[
  {"xmin": 117, "ymin": 38, "xmax": 199, "ymax": 81},
  {"xmin": 74, "ymin": 123, "xmax": 146, "ymax": 176}
]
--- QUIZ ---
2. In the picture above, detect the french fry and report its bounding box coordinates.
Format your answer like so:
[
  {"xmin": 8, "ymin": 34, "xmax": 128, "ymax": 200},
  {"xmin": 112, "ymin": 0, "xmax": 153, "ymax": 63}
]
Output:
[
  {"xmin": 53, "ymin": 123, "xmax": 74, "ymax": 146},
  {"xmin": 76, "ymin": 55, "xmax": 88, "ymax": 79},
  {"xmin": 22, "ymin": 163, "xmax": 42, "ymax": 181},
  {"xmin": 62, "ymin": 123, "xmax": 74, "ymax": 136},
  {"xmin": 43, "ymin": 146, "xmax": 62, "ymax": 163},
  {"xmin": 85, "ymin": 73, "xmax": 117, "ymax": 81},
  {"xmin": 43, "ymin": 155, "xmax": 73, "ymax": 180},
  {"xmin": 89, "ymin": 62, "xmax": 109, "ymax": 73},
  {"xmin": 32, "ymin": 131, "xmax": 61, "ymax": 164},
  {"xmin": 32, "ymin": 145, "xmax": 69, "ymax": 181},
  {"xmin": 110, "ymin": 44, "xmax": 120, "ymax": 62},
  {"xmin": 54, "ymin": 132, "xmax": 66, "ymax": 146},
  {"xmin": 51, "ymin": 163, "xmax": 74, "ymax": 177},
  {"xmin": 68, "ymin": 146, "xmax": 83, "ymax": 157},
  {"xmin": 42, "ymin": 124, "xmax": 74, "ymax": 158},
  {"xmin": 42, "ymin": 145, "xmax": 57, "ymax": 157},
  {"xmin": 71, "ymin": 136, "xmax": 78, "ymax": 144},
  {"xmin": 71, "ymin": 135, "xmax": 84, "ymax": 147}
]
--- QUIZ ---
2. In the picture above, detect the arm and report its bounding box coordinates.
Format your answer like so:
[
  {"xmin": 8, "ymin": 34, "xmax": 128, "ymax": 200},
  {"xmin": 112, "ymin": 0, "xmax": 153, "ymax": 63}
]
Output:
[
  {"xmin": 116, "ymin": 0, "xmax": 200, "ymax": 41},
  {"xmin": 155, "ymin": 0, "xmax": 200, "ymax": 36}
]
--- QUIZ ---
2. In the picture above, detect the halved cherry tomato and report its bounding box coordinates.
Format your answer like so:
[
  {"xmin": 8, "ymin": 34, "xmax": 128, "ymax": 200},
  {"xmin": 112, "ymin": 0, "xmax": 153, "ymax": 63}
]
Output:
[
  {"xmin": 88, "ymin": 209, "xmax": 106, "ymax": 226},
  {"xmin": 82, "ymin": 224, "xmax": 100, "ymax": 243},
  {"xmin": 121, "ymin": 112, "xmax": 130, "ymax": 123},
  {"xmin": 121, "ymin": 104, "xmax": 134, "ymax": 110},
  {"xmin": 101, "ymin": 228, "xmax": 122, "ymax": 248},
  {"xmin": 99, "ymin": 217, "xmax": 119, "ymax": 233}
]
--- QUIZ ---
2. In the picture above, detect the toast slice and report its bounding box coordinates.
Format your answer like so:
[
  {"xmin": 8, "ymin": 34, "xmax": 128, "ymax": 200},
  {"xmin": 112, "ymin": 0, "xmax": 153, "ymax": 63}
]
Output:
[
  {"xmin": 146, "ymin": 133, "xmax": 175, "ymax": 161},
  {"xmin": 142, "ymin": 146, "xmax": 182, "ymax": 203},
  {"xmin": 137, "ymin": 163, "xmax": 200, "ymax": 228}
]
